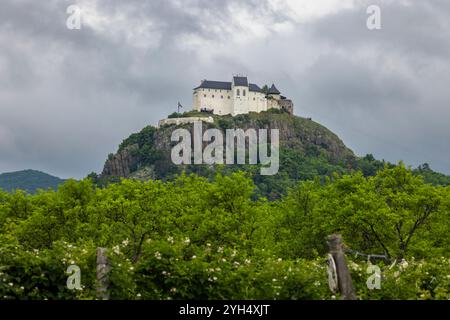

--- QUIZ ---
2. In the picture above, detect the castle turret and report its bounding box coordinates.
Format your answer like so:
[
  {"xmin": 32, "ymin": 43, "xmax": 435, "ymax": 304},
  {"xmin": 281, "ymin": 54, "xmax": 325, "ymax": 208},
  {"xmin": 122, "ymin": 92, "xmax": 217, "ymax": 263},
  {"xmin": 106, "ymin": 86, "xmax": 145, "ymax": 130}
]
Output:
[{"xmin": 267, "ymin": 84, "xmax": 281, "ymax": 100}]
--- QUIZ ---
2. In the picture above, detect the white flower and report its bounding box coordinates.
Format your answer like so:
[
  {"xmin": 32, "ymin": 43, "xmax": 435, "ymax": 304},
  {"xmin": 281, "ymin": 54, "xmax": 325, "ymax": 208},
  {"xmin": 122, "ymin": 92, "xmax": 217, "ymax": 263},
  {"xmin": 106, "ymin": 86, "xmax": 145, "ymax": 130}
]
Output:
[
  {"xmin": 20, "ymin": 286, "xmax": 24, "ymax": 290},
  {"xmin": 136, "ymin": 293, "xmax": 141, "ymax": 297},
  {"xmin": 113, "ymin": 245, "xmax": 120, "ymax": 255},
  {"xmin": 155, "ymin": 251, "xmax": 162, "ymax": 260},
  {"xmin": 244, "ymin": 259, "xmax": 251, "ymax": 264},
  {"xmin": 206, "ymin": 243, "xmax": 211, "ymax": 247},
  {"xmin": 8, "ymin": 283, "xmax": 13, "ymax": 287},
  {"xmin": 217, "ymin": 247, "xmax": 224, "ymax": 253},
  {"xmin": 277, "ymin": 258, "xmax": 282, "ymax": 262},
  {"xmin": 129, "ymin": 267, "xmax": 134, "ymax": 271},
  {"xmin": 350, "ymin": 261, "xmax": 360, "ymax": 271},
  {"xmin": 162, "ymin": 271, "xmax": 167, "ymax": 275},
  {"xmin": 184, "ymin": 238, "xmax": 191, "ymax": 245},
  {"xmin": 122, "ymin": 239, "xmax": 129, "ymax": 246},
  {"xmin": 170, "ymin": 288, "xmax": 177, "ymax": 293},
  {"xmin": 399, "ymin": 259, "xmax": 409, "ymax": 270},
  {"xmin": 213, "ymin": 276, "xmax": 217, "ymax": 281},
  {"xmin": 167, "ymin": 236, "xmax": 174, "ymax": 243},
  {"xmin": 272, "ymin": 278, "xmax": 277, "ymax": 282},
  {"xmin": 314, "ymin": 281, "xmax": 321, "ymax": 287},
  {"xmin": 231, "ymin": 250, "xmax": 237, "ymax": 257},
  {"xmin": 191, "ymin": 255, "xmax": 197, "ymax": 259},
  {"xmin": 233, "ymin": 261, "xmax": 240, "ymax": 266}
]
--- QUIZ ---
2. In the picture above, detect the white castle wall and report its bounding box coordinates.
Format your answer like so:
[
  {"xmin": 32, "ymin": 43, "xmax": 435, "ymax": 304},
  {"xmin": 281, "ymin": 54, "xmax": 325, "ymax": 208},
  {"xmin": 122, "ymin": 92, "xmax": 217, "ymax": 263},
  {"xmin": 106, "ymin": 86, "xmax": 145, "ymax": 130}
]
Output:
[
  {"xmin": 193, "ymin": 88, "xmax": 233, "ymax": 115},
  {"xmin": 193, "ymin": 87, "xmax": 269, "ymax": 116},
  {"xmin": 158, "ymin": 116, "xmax": 214, "ymax": 128}
]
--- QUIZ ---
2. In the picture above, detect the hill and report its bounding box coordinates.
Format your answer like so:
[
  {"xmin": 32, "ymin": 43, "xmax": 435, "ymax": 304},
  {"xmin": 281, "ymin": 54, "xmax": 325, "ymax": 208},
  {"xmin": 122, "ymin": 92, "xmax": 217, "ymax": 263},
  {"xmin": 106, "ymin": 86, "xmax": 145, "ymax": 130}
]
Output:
[
  {"xmin": 97, "ymin": 110, "xmax": 356, "ymax": 198},
  {"xmin": 96, "ymin": 110, "xmax": 450, "ymax": 198},
  {"xmin": 0, "ymin": 169, "xmax": 65, "ymax": 193}
]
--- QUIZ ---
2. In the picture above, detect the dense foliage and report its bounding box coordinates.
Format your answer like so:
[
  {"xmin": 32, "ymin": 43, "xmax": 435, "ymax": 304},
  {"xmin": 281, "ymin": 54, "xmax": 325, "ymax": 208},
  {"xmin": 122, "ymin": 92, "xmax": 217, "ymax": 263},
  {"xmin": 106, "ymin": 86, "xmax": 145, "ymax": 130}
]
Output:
[{"xmin": 0, "ymin": 164, "xmax": 448, "ymax": 300}]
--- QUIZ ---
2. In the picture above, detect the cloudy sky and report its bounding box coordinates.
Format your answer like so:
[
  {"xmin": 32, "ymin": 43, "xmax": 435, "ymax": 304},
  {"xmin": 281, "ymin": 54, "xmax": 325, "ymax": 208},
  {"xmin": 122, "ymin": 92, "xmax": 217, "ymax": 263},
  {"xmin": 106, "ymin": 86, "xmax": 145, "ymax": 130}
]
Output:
[{"xmin": 1, "ymin": 0, "xmax": 449, "ymax": 178}]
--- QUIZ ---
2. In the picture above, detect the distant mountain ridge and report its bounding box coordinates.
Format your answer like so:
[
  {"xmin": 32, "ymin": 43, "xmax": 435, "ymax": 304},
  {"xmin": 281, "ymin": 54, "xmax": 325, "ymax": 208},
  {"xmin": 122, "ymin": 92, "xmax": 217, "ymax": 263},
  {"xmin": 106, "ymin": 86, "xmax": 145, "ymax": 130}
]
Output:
[{"xmin": 0, "ymin": 169, "xmax": 65, "ymax": 193}]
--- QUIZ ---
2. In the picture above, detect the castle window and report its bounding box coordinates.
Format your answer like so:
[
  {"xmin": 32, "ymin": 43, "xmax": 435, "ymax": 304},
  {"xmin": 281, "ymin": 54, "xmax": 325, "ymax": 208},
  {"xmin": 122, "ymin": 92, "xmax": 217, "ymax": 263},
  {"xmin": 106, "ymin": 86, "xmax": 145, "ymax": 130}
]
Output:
[
  {"xmin": 253, "ymin": 97, "xmax": 255, "ymax": 101},
  {"xmin": 228, "ymin": 96, "xmax": 230, "ymax": 99},
  {"xmin": 204, "ymin": 94, "xmax": 206, "ymax": 98},
  {"xmin": 243, "ymin": 90, "xmax": 246, "ymax": 96},
  {"xmin": 221, "ymin": 95, "xmax": 223, "ymax": 99},
  {"xmin": 212, "ymin": 95, "xmax": 215, "ymax": 98},
  {"xmin": 237, "ymin": 89, "xmax": 240, "ymax": 96}
]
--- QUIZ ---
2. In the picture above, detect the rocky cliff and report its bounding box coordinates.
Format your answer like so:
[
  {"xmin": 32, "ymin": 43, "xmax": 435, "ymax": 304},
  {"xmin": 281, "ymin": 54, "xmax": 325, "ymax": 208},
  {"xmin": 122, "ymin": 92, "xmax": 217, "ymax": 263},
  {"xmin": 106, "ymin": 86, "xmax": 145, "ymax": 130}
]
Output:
[{"xmin": 99, "ymin": 111, "xmax": 356, "ymax": 196}]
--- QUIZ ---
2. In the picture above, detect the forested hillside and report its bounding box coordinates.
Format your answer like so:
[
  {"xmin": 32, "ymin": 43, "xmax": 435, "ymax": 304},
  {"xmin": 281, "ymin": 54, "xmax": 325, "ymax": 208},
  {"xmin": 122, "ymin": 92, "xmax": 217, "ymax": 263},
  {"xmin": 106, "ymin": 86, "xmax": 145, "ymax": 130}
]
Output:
[{"xmin": 0, "ymin": 169, "xmax": 65, "ymax": 193}]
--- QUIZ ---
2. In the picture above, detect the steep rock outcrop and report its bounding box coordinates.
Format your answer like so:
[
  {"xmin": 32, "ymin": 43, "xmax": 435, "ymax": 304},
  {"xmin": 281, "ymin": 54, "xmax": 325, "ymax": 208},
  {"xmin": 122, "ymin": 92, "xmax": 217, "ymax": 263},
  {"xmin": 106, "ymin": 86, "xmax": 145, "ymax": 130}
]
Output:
[
  {"xmin": 101, "ymin": 144, "xmax": 139, "ymax": 178},
  {"xmin": 100, "ymin": 111, "xmax": 356, "ymax": 181}
]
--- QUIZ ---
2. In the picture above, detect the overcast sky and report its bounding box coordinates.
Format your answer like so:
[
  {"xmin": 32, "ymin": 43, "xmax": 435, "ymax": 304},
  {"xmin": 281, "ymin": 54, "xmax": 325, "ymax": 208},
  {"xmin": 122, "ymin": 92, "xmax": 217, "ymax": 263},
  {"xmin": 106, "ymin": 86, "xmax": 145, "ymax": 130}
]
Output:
[{"xmin": 1, "ymin": 0, "xmax": 449, "ymax": 179}]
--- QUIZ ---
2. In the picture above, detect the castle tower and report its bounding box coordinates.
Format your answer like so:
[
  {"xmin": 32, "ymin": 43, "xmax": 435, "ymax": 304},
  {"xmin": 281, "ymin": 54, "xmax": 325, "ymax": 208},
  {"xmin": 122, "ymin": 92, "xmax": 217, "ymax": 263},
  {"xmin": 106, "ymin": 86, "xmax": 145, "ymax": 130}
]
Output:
[{"xmin": 232, "ymin": 76, "xmax": 249, "ymax": 116}]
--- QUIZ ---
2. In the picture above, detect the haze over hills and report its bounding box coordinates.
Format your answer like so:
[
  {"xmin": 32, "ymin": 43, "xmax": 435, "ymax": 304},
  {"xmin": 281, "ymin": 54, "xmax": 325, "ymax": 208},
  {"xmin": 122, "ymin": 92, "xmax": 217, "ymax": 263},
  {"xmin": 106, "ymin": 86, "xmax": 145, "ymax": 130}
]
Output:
[{"xmin": 0, "ymin": 169, "xmax": 65, "ymax": 193}]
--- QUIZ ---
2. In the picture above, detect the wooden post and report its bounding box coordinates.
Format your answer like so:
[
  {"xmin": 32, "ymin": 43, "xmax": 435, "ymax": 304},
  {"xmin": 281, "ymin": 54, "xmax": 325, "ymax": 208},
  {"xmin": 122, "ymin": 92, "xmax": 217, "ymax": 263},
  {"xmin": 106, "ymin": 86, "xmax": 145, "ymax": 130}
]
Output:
[
  {"xmin": 96, "ymin": 247, "xmax": 111, "ymax": 300},
  {"xmin": 327, "ymin": 234, "xmax": 357, "ymax": 300}
]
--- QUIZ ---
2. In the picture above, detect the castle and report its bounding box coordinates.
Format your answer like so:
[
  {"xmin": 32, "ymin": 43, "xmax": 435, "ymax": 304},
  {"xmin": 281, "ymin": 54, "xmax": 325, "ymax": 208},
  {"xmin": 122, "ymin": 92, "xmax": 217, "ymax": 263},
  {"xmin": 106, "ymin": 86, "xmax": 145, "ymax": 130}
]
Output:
[{"xmin": 192, "ymin": 76, "xmax": 293, "ymax": 116}]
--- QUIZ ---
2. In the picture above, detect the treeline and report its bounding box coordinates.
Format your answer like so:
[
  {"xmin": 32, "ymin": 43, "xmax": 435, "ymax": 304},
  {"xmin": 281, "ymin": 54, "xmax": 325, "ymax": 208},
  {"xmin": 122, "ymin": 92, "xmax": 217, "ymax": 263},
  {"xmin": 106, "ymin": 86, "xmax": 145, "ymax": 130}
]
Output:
[{"xmin": 0, "ymin": 164, "xmax": 449, "ymax": 299}]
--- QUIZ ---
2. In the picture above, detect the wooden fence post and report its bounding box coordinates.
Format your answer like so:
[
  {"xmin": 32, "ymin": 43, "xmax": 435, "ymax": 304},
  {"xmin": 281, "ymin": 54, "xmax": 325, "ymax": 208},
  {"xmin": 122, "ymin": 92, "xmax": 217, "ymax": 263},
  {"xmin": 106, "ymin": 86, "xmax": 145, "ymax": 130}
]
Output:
[
  {"xmin": 96, "ymin": 247, "xmax": 111, "ymax": 300},
  {"xmin": 327, "ymin": 234, "xmax": 357, "ymax": 300}
]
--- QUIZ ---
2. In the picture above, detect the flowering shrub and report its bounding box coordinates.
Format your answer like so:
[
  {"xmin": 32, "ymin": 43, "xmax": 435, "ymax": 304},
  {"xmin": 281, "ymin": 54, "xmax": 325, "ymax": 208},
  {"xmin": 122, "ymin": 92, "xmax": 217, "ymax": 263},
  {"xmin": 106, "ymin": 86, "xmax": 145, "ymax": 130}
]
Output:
[
  {"xmin": 349, "ymin": 257, "xmax": 450, "ymax": 300},
  {"xmin": 105, "ymin": 237, "xmax": 330, "ymax": 300},
  {"xmin": 0, "ymin": 236, "xmax": 96, "ymax": 299}
]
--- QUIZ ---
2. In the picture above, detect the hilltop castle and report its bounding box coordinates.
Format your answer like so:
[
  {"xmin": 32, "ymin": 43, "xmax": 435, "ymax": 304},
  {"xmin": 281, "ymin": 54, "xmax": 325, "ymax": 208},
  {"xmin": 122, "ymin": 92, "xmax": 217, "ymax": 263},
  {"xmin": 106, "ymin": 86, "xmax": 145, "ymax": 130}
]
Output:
[{"xmin": 192, "ymin": 76, "xmax": 293, "ymax": 116}]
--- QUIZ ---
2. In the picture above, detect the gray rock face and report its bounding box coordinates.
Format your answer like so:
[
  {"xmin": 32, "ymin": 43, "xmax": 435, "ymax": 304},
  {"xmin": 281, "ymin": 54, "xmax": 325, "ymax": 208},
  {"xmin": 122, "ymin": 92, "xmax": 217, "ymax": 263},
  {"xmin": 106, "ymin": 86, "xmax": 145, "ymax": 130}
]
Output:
[
  {"xmin": 101, "ymin": 144, "xmax": 139, "ymax": 178},
  {"xmin": 100, "ymin": 112, "xmax": 356, "ymax": 180}
]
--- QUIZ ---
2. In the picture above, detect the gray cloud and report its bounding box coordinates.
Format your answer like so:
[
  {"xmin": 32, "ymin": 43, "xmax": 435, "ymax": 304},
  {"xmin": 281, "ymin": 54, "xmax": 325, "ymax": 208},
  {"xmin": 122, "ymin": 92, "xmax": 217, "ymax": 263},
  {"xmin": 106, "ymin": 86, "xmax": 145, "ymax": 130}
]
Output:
[{"xmin": 0, "ymin": 0, "xmax": 450, "ymax": 178}]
